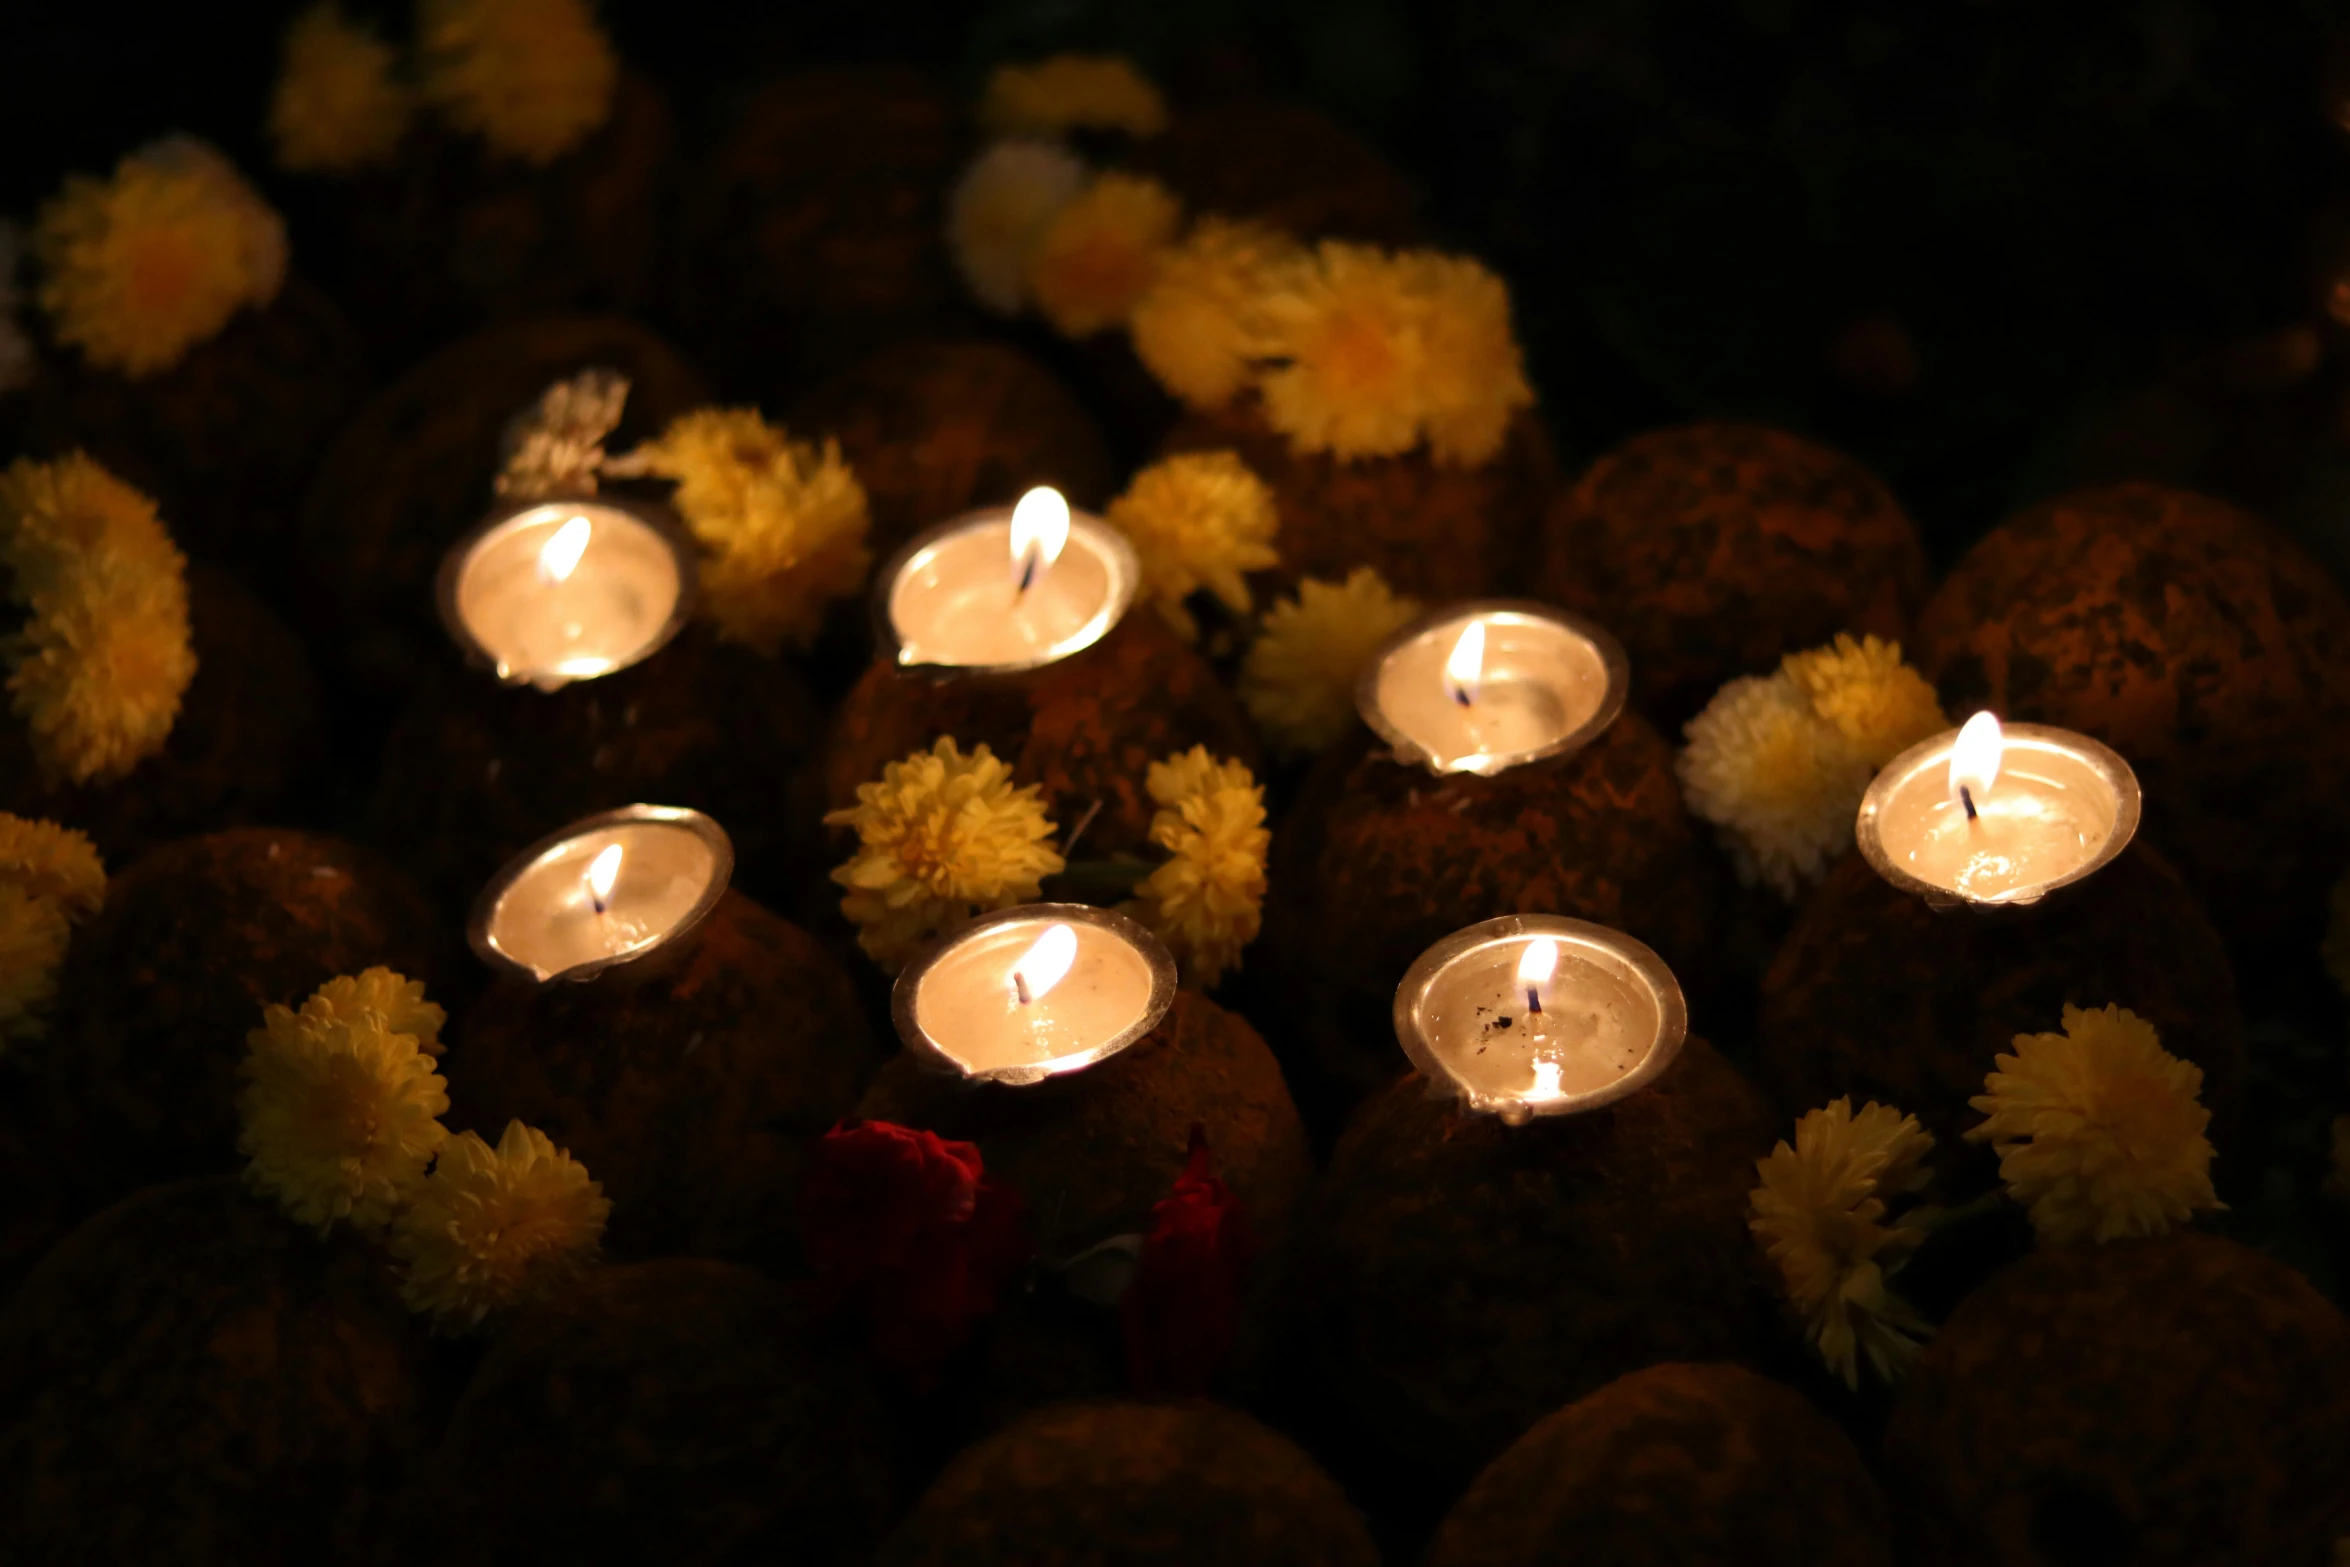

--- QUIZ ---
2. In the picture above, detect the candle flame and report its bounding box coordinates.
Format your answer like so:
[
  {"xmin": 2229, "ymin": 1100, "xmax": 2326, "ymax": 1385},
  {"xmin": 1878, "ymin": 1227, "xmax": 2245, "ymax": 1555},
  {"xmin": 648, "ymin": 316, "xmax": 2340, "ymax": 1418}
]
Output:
[
  {"xmin": 1529, "ymin": 1059, "xmax": 1563, "ymax": 1101},
  {"xmin": 1517, "ymin": 936, "xmax": 1558, "ymax": 1016},
  {"xmin": 1445, "ymin": 619, "xmax": 1486, "ymax": 707},
  {"xmin": 537, "ymin": 514, "xmax": 593, "ymax": 585},
  {"xmin": 1011, "ymin": 922, "xmax": 1078, "ymax": 1006},
  {"xmin": 1008, "ymin": 486, "xmax": 1071, "ymax": 593},
  {"xmin": 1950, "ymin": 710, "xmax": 2004, "ymax": 815},
  {"xmin": 586, "ymin": 843, "xmax": 622, "ymax": 914}
]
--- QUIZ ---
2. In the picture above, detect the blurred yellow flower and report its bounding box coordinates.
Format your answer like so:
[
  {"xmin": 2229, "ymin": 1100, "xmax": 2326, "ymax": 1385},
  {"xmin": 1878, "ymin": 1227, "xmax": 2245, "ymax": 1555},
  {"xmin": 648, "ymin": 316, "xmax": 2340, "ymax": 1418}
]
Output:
[
  {"xmin": 1256, "ymin": 241, "xmax": 1428, "ymax": 462},
  {"xmin": 392, "ymin": 1119, "xmax": 609, "ymax": 1330},
  {"xmin": 1239, "ymin": 567, "xmax": 1422, "ymax": 753},
  {"xmin": 238, "ymin": 1002, "xmax": 451, "ymax": 1236},
  {"xmin": 270, "ymin": 4, "xmax": 413, "ymax": 172},
  {"xmin": 1129, "ymin": 217, "xmax": 1305, "ymax": 409},
  {"xmin": 0, "ymin": 815, "xmax": 103, "ymax": 1051},
  {"xmin": 1131, "ymin": 747, "xmax": 1268, "ymax": 988},
  {"xmin": 948, "ymin": 139, "xmax": 1087, "ymax": 315},
  {"xmin": 419, "ymin": 0, "xmax": 616, "ymax": 165},
  {"xmin": 981, "ymin": 55, "xmax": 1168, "ymax": 139},
  {"xmin": 1406, "ymin": 251, "xmax": 1532, "ymax": 467},
  {"xmin": 1028, "ymin": 172, "xmax": 1182, "ymax": 338},
  {"xmin": 1782, "ymin": 633, "xmax": 1947, "ymax": 767},
  {"xmin": 1105, "ymin": 450, "xmax": 1280, "ymax": 641}
]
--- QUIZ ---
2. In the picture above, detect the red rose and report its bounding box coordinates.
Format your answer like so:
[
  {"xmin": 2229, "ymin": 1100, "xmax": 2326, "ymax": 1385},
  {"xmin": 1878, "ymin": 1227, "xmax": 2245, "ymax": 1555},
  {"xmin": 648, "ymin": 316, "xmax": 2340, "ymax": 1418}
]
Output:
[{"xmin": 1123, "ymin": 1124, "xmax": 1258, "ymax": 1395}]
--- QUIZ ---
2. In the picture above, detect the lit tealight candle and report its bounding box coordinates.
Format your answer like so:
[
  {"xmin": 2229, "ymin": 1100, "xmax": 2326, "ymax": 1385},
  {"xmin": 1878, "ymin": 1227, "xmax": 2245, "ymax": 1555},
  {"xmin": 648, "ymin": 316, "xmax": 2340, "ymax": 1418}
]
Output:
[
  {"xmin": 891, "ymin": 903, "xmax": 1178, "ymax": 1086},
  {"xmin": 470, "ymin": 805, "xmax": 734, "ymax": 982},
  {"xmin": 1855, "ymin": 713, "xmax": 2142, "ymax": 908},
  {"xmin": 1360, "ymin": 602, "xmax": 1630, "ymax": 776},
  {"xmin": 879, "ymin": 486, "xmax": 1139, "ymax": 671},
  {"xmin": 1394, "ymin": 915, "xmax": 1687, "ymax": 1125},
  {"xmin": 437, "ymin": 497, "xmax": 696, "ymax": 691}
]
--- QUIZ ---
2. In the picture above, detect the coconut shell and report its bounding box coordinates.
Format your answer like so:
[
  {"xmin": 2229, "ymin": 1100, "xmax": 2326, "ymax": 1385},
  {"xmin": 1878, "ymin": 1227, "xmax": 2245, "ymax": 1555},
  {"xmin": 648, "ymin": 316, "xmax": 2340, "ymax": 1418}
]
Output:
[
  {"xmin": 450, "ymin": 891, "xmax": 882, "ymax": 1269},
  {"xmin": 1265, "ymin": 713, "xmax": 1719, "ymax": 1112},
  {"xmin": 0, "ymin": 1177, "xmax": 438, "ymax": 1564},
  {"xmin": 1428, "ymin": 1362, "xmax": 1893, "ymax": 1567},
  {"xmin": 788, "ymin": 338, "xmax": 1119, "ymax": 559},
  {"xmin": 879, "ymin": 1399, "xmax": 1377, "ymax": 1567},
  {"xmin": 1296, "ymin": 1041, "xmax": 1779, "ymax": 1476},
  {"xmin": 825, "ymin": 609, "xmax": 1260, "ymax": 858},
  {"xmin": 20, "ymin": 277, "xmax": 368, "ymax": 576},
  {"xmin": 329, "ymin": 73, "xmax": 674, "ymax": 355},
  {"xmin": 1755, "ymin": 842, "xmax": 2245, "ymax": 1192},
  {"xmin": 1883, "ymin": 1232, "xmax": 2350, "ymax": 1566},
  {"xmin": 1127, "ymin": 98, "xmax": 1422, "ymax": 246},
  {"xmin": 45, "ymin": 828, "xmax": 444, "ymax": 1211},
  {"xmin": 1912, "ymin": 482, "xmax": 2350, "ymax": 965},
  {"xmin": 856, "ymin": 989, "xmax": 1311, "ymax": 1264},
  {"xmin": 672, "ymin": 66, "xmax": 969, "ymax": 398},
  {"xmin": 0, "ymin": 563, "xmax": 323, "ymax": 869},
  {"xmin": 401, "ymin": 1260, "xmax": 899, "ymax": 1567},
  {"xmin": 1161, "ymin": 399, "xmax": 1557, "ymax": 603},
  {"xmin": 371, "ymin": 628, "xmax": 826, "ymax": 915},
  {"xmin": 1535, "ymin": 422, "xmax": 1930, "ymax": 734},
  {"xmin": 296, "ymin": 314, "xmax": 711, "ymax": 700}
]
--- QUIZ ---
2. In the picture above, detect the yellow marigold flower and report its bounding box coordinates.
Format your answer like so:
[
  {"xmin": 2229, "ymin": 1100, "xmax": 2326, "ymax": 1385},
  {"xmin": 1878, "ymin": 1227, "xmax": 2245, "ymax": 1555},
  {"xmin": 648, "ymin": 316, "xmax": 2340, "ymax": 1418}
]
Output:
[
  {"xmin": 0, "ymin": 885, "xmax": 71, "ymax": 1049},
  {"xmin": 1966, "ymin": 1003, "xmax": 2223, "ymax": 1246},
  {"xmin": 1239, "ymin": 567, "xmax": 1423, "ymax": 753},
  {"xmin": 1027, "ymin": 172, "xmax": 1182, "ymax": 338},
  {"xmin": 418, "ymin": 0, "xmax": 616, "ymax": 166},
  {"xmin": 982, "ymin": 54, "xmax": 1169, "ymax": 140},
  {"xmin": 300, "ymin": 965, "xmax": 447, "ymax": 1058},
  {"xmin": 949, "ymin": 139, "xmax": 1088, "ymax": 315},
  {"xmin": 1257, "ymin": 241, "xmax": 1429, "ymax": 462},
  {"xmin": 1406, "ymin": 250, "xmax": 1533, "ymax": 468},
  {"xmin": 1677, "ymin": 672, "xmax": 1861, "ymax": 898},
  {"xmin": 1105, "ymin": 451, "xmax": 1281, "ymax": 641},
  {"xmin": 270, "ymin": 4, "xmax": 414, "ymax": 173},
  {"xmin": 1129, "ymin": 217, "xmax": 1306, "ymax": 409},
  {"xmin": 2324, "ymin": 873, "xmax": 2350, "ymax": 999},
  {"xmin": 634, "ymin": 408, "xmax": 873, "ymax": 656},
  {"xmin": 1781, "ymin": 633, "xmax": 1947, "ymax": 766},
  {"xmin": 1, "ymin": 454, "xmax": 196, "ymax": 786},
  {"xmin": 1132, "ymin": 748, "xmax": 1269, "ymax": 988},
  {"xmin": 0, "ymin": 814, "xmax": 104, "ymax": 920},
  {"xmin": 1749, "ymin": 1098, "xmax": 1937, "ymax": 1389},
  {"xmin": 391, "ymin": 1120, "xmax": 610, "ymax": 1331},
  {"xmin": 238, "ymin": 1005, "xmax": 451, "ymax": 1236},
  {"xmin": 34, "ymin": 137, "xmax": 287, "ymax": 378},
  {"xmin": 825, "ymin": 738, "xmax": 1067, "ymax": 970}
]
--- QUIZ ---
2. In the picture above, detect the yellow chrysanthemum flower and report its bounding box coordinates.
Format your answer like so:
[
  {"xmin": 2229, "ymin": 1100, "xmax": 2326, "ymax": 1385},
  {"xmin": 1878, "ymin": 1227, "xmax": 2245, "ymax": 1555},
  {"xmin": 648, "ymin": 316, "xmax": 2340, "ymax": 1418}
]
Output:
[
  {"xmin": 238, "ymin": 1004, "xmax": 451, "ymax": 1236},
  {"xmin": 1239, "ymin": 567, "xmax": 1423, "ymax": 753},
  {"xmin": 1782, "ymin": 633, "xmax": 1947, "ymax": 767},
  {"xmin": 981, "ymin": 54, "xmax": 1169, "ymax": 140},
  {"xmin": 1678, "ymin": 674, "xmax": 1860, "ymax": 897},
  {"xmin": 948, "ymin": 139, "xmax": 1088, "ymax": 316},
  {"xmin": 1105, "ymin": 451, "xmax": 1281, "ymax": 641},
  {"xmin": 34, "ymin": 137, "xmax": 287, "ymax": 378},
  {"xmin": 1256, "ymin": 241, "xmax": 1430, "ymax": 462},
  {"xmin": 1, "ymin": 454, "xmax": 196, "ymax": 786},
  {"xmin": 633, "ymin": 407, "xmax": 873, "ymax": 656},
  {"xmin": 1966, "ymin": 1004, "xmax": 2223, "ymax": 1246},
  {"xmin": 418, "ymin": 0, "xmax": 616, "ymax": 166},
  {"xmin": 300, "ymin": 965, "xmax": 447, "ymax": 1058},
  {"xmin": 1749, "ymin": 1098, "xmax": 1937, "ymax": 1389},
  {"xmin": 0, "ymin": 814, "xmax": 105, "ymax": 920},
  {"xmin": 1129, "ymin": 217, "xmax": 1306, "ymax": 409},
  {"xmin": 391, "ymin": 1119, "xmax": 610, "ymax": 1331},
  {"xmin": 1406, "ymin": 251, "xmax": 1533, "ymax": 468},
  {"xmin": 0, "ymin": 885, "xmax": 71, "ymax": 1049},
  {"xmin": 826, "ymin": 738, "xmax": 1067, "ymax": 970},
  {"xmin": 1027, "ymin": 172, "xmax": 1182, "ymax": 338},
  {"xmin": 1130, "ymin": 747, "xmax": 1269, "ymax": 988},
  {"xmin": 270, "ymin": 4, "xmax": 414, "ymax": 173},
  {"xmin": 2324, "ymin": 873, "xmax": 2350, "ymax": 999}
]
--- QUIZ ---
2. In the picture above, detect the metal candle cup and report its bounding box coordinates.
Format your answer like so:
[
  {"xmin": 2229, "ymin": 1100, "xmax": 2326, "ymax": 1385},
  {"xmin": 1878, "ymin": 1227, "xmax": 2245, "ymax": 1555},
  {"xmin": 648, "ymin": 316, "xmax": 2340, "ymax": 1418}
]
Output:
[
  {"xmin": 469, "ymin": 805, "xmax": 734, "ymax": 984},
  {"xmin": 877, "ymin": 488, "xmax": 1138, "ymax": 673},
  {"xmin": 1358, "ymin": 602, "xmax": 1630, "ymax": 776},
  {"xmin": 437, "ymin": 495, "xmax": 696, "ymax": 691}
]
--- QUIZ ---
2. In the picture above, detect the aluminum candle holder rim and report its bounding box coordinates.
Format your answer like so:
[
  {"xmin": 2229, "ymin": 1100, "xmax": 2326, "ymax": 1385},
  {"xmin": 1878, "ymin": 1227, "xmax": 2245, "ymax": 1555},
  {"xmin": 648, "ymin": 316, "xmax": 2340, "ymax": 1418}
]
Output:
[
  {"xmin": 1854, "ymin": 721, "xmax": 2141, "ymax": 909},
  {"xmin": 1355, "ymin": 599, "xmax": 1632, "ymax": 775},
  {"xmin": 435, "ymin": 491, "xmax": 701, "ymax": 689},
  {"xmin": 891, "ymin": 902, "xmax": 1180, "ymax": 1085},
  {"xmin": 1393, "ymin": 913, "xmax": 1688, "ymax": 1121},
  {"xmin": 873, "ymin": 502, "xmax": 1140, "ymax": 676},
  {"xmin": 468, "ymin": 804, "xmax": 736, "ymax": 984}
]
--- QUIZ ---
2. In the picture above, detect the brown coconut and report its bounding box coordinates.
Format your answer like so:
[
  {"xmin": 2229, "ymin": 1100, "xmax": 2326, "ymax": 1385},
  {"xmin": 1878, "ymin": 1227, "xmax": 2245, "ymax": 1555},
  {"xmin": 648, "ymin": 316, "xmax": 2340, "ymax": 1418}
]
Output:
[
  {"xmin": 788, "ymin": 338, "xmax": 1119, "ymax": 559},
  {"xmin": 1296, "ymin": 1042, "xmax": 1779, "ymax": 1477},
  {"xmin": 296, "ymin": 314, "xmax": 711, "ymax": 700},
  {"xmin": 825, "ymin": 608, "xmax": 1260, "ymax": 858},
  {"xmin": 0, "ymin": 563, "xmax": 323, "ymax": 869},
  {"xmin": 672, "ymin": 66, "xmax": 969, "ymax": 398},
  {"xmin": 1266, "ymin": 713, "xmax": 1719, "ymax": 1112},
  {"xmin": 1535, "ymin": 422, "xmax": 1931, "ymax": 734},
  {"xmin": 1128, "ymin": 97, "xmax": 1422, "ymax": 247},
  {"xmin": 0, "ymin": 1177, "xmax": 439, "ymax": 1564},
  {"xmin": 400, "ymin": 1260, "xmax": 899, "ymax": 1567},
  {"xmin": 1912, "ymin": 481, "xmax": 2350, "ymax": 964},
  {"xmin": 879, "ymin": 1399, "xmax": 1377, "ymax": 1567},
  {"xmin": 45, "ymin": 828, "xmax": 444, "ymax": 1211},
  {"xmin": 1883, "ymin": 1232, "xmax": 2350, "ymax": 1567},
  {"xmin": 1755, "ymin": 842, "xmax": 2246, "ymax": 1191},
  {"xmin": 329, "ymin": 73, "xmax": 675, "ymax": 355},
  {"xmin": 20, "ymin": 277, "xmax": 368, "ymax": 575},
  {"xmin": 1428, "ymin": 1362, "xmax": 1893, "ymax": 1567},
  {"xmin": 1161, "ymin": 399, "xmax": 1558, "ymax": 603},
  {"xmin": 450, "ymin": 891, "xmax": 883, "ymax": 1269}
]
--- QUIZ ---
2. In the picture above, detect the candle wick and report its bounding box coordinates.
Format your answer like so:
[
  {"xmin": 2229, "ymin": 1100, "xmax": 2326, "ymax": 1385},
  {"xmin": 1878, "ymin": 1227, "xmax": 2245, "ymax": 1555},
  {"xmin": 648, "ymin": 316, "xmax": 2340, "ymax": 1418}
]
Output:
[
  {"xmin": 1015, "ymin": 549, "xmax": 1039, "ymax": 596},
  {"xmin": 591, "ymin": 889, "xmax": 608, "ymax": 916},
  {"xmin": 1450, "ymin": 682, "xmax": 1473, "ymax": 709},
  {"xmin": 1960, "ymin": 785, "xmax": 1979, "ymax": 823},
  {"xmin": 1015, "ymin": 971, "xmax": 1032, "ymax": 1006},
  {"xmin": 1525, "ymin": 985, "xmax": 1542, "ymax": 1016}
]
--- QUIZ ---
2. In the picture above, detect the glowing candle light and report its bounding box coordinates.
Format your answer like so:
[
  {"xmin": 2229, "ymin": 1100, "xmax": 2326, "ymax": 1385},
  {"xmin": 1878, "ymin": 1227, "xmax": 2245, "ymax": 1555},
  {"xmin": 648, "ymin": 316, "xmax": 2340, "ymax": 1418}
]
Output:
[
  {"xmin": 1010, "ymin": 921, "xmax": 1079, "ymax": 1006},
  {"xmin": 1950, "ymin": 709, "xmax": 2003, "ymax": 823},
  {"xmin": 1008, "ymin": 485, "xmax": 1072, "ymax": 596},
  {"xmin": 879, "ymin": 486, "xmax": 1138, "ymax": 671},
  {"xmin": 1446, "ymin": 620, "xmax": 1486, "ymax": 708},
  {"xmin": 1517, "ymin": 935, "xmax": 1559, "ymax": 1017},
  {"xmin": 1361, "ymin": 603, "xmax": 1629, "ymax": 777},
  {"xmin": 536, "ymin": 513, "xmax": 594, "ymax": 585},
  {"xmin": 585, "ymin": 842, "xmax": 622, "ymax": 916},
  {"xmin": 471, "ymin": 806, "xmax": 733, "ymax": 983},
  {"xmin": 440, "ymin": 498, "xmax": 694, "ymax": 692}
]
